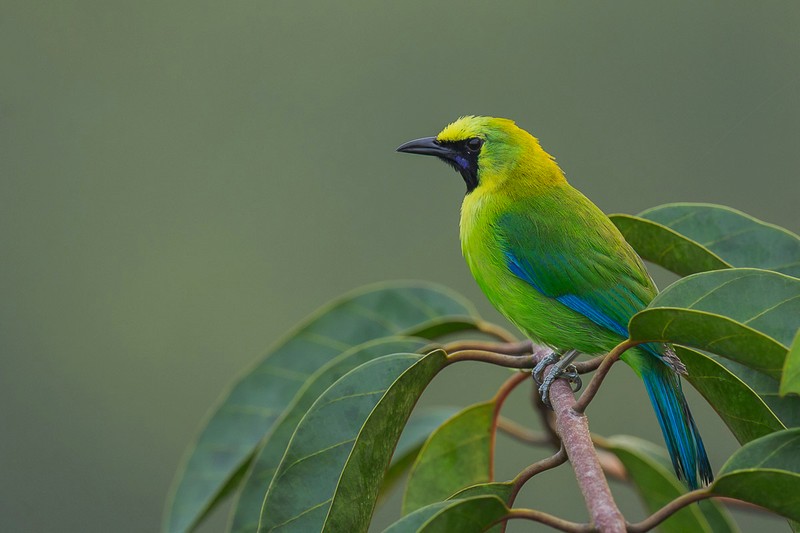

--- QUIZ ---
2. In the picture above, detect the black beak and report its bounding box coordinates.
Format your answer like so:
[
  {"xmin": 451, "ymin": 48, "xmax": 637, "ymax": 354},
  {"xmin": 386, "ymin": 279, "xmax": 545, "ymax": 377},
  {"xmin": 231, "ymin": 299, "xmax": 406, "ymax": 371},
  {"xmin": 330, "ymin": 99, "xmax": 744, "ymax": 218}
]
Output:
[{"xmin": 396, "ymin": 136, "xmax": 453, "ymax": 157}]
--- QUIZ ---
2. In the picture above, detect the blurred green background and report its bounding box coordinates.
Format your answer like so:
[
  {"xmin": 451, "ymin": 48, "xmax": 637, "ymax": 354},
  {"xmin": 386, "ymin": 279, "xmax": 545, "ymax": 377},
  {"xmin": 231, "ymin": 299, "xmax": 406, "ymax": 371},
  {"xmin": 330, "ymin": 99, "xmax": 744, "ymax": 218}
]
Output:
[{"xmin": 2, "ymin": 2, "xmax": 798, "ymax": 532}]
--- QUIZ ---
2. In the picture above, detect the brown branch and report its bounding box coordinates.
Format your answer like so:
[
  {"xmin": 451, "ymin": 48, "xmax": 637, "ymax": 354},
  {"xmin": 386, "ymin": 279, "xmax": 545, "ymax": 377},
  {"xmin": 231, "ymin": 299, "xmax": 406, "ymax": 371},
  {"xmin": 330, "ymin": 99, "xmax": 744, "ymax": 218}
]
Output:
[
  {"xmin": 531, "ymin": 381, "xmax": 562, "ymax": 449},
  {"xmin": 446, "ymin": 336, "xmax": 744, "ymax": 532},
  {"xmin": 489, "ymin": 372, "xmax": 530, "ymax": 480},
  {"xmin": 626, "ymin": 489, "xmax": 712, "ymax": 532},
  {"xmin": 448, "ymin": 341, "xmax": 635, "ymax": 533},
  {"xmin": 573, "ymin": 339, "xmax": 638, "ymax": 414},
  {"xmin": 550, "ymin": 377, "xmax": 626, "ymax": 532},
  {"xmin": 499, "ymin": 508, "xmax": 595, "ymax": 532}
]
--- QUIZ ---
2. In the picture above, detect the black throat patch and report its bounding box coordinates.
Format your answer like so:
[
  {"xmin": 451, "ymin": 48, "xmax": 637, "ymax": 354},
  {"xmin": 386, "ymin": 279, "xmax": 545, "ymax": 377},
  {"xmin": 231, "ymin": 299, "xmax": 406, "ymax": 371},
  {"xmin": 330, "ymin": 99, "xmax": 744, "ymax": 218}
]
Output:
[{"xmin": 437, "ymin": 140, "xmax": 480, "ymax": 193}]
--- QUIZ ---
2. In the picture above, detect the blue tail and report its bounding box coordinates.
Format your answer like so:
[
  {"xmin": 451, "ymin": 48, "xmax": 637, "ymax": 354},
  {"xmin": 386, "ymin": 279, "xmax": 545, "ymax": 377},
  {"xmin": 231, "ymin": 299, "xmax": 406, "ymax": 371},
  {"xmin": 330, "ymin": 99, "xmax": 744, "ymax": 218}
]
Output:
[{"xmin": 636, "ymin": 355, "xmax": 713, "ymax": 489}]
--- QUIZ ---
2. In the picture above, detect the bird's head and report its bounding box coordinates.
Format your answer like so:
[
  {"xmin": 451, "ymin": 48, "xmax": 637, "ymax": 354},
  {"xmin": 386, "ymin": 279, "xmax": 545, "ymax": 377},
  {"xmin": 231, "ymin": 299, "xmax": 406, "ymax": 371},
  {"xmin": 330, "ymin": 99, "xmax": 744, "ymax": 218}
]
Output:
[{"xmin": 397, "ymin": 115, "xmax": 564, "ymax": 194}]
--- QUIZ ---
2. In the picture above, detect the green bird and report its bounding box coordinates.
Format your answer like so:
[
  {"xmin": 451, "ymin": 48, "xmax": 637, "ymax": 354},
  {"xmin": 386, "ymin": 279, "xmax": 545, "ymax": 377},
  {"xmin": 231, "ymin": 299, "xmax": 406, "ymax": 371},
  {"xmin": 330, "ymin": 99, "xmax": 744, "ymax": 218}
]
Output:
[{"xmin": 397, "ymin": 115, "xmax": 713, "ymax": 489}]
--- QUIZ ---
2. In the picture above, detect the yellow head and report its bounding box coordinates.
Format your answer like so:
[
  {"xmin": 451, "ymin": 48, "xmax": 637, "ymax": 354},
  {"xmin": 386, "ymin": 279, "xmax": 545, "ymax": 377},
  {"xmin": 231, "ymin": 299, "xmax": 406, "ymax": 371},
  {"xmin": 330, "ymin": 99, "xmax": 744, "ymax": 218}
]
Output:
[{"xmin": 397, "ymin": 115, "xmax": 565, "ymax": 194}]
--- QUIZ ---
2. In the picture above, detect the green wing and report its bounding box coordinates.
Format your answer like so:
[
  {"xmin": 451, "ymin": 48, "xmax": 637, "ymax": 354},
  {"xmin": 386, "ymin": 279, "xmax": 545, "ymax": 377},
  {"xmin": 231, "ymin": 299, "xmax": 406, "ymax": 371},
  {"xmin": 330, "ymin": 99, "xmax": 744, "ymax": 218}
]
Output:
[{"xmin": 497, "ymin": 206, "xmax": 656, "ymax": 341}]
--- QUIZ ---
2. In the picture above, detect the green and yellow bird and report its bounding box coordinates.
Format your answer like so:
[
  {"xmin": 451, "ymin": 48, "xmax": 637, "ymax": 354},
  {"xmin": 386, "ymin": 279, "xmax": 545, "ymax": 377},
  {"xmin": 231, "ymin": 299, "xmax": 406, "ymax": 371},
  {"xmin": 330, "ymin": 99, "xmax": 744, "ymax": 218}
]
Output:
[{"xmin": 397, "ymin": 115, "xmax": 713, "ymax": 489}]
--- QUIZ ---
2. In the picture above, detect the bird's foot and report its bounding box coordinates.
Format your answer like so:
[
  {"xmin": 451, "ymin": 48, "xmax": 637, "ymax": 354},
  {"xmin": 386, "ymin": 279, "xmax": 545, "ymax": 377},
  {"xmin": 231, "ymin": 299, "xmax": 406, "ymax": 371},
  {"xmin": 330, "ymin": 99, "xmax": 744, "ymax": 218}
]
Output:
[
  {"xmin": 536, "ymin": 349, "xmax": 582, "ymax": 409},
  {"xmin": 531, "ymin": 351, "xmax": 560, "ymax": 385}
]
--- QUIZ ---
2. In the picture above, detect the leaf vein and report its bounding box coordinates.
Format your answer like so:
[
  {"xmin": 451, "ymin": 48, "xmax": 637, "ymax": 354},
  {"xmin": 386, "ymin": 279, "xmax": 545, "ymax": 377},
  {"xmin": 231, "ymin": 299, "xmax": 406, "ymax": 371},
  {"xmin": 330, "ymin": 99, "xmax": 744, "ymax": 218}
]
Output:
[
  {"xmin": 396, "ymin": 291, "xmax": 441, "ymax": 320},
  {"xmin": 300, "ymin": 332, "xmax": 353, "ymax": 352},
  {"xmin": 742, "ymin": 294, "xmax": 800, "ymax": 325},
  {"xmin": 278, "ymin": 438, "xmax": 356, "ymax": 478},
  {"xmin": 318, "ymin": 389, "xmax": 386, "ymax": 409},
  {"xmin": 661, "ymin": 211, "xmax": 698, "ymax": 227},
  {"xmin": 268, "ymin": 497, "xmax": 333, "ymax": 531},
  {"xmin": 345, "ymin": 302, "xmax": 401, "ymax": 332},
  {"xmin": 751, "ymin": 435, "xmax": 800, "ymax": 468},
  {"xmin": 684, "ymin": 272, "xmax": 761, "ymax": 309},
  {"xmin": 701, "ymin": 227, "xmax": 757, "ymax": 247}
]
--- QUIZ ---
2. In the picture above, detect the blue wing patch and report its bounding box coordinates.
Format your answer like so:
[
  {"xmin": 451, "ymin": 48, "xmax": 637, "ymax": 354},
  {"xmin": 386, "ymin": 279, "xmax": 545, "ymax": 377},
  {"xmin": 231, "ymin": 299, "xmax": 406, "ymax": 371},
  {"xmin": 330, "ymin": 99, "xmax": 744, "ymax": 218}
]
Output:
[
  {"xmin": 504, "ymin": 251, "xmax": 629, "ymax": 338},
  {"xmin": 554, "ymin": 294, "xmax": 629, "ymax": 338},
  {"xmin": 505, "ymin": 251, "xmax": 545, "ymax": 292}
]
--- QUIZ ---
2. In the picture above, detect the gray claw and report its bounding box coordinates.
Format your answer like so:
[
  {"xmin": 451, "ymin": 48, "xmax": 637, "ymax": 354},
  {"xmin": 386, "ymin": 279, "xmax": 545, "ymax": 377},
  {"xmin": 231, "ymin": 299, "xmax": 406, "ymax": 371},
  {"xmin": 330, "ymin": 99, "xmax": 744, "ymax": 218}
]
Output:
[
  {"xmin": 538, "ymin": 375, "xmax": 556, "ymax": 409},
  {"xmin": 532, "ymin": 351, "xmax": 559, "ymax": 385},
  {"xmin": 564, "ymin": 364, "xmax": 582, "ymax": 392}
]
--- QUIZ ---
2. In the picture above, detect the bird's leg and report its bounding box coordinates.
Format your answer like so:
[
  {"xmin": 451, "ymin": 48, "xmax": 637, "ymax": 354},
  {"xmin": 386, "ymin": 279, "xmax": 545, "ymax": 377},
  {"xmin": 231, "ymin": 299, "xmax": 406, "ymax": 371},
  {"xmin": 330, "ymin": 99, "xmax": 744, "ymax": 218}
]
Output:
[
  {"xmin": 538, "ymin": 349, "xmax": 582, "ymax": 409},
  {"xmin": 531, "ymin": 350, "xmax": 560, "ymax": 385}
]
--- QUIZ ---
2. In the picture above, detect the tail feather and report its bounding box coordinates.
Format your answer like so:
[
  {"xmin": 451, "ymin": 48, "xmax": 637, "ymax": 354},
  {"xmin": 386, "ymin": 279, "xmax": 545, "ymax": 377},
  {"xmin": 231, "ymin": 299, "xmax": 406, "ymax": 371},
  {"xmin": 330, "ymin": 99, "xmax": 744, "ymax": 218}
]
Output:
[{"xmin": 637, "ymin": 355, "xmax": 713, "ymax": 489}]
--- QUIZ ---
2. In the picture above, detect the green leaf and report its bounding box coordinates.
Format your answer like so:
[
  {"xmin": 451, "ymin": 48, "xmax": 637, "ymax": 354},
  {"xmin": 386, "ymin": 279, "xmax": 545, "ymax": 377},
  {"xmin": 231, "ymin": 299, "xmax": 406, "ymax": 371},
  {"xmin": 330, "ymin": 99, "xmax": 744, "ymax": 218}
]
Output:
[
  {"xmin": 780, "ymin": 329, "xmax": 800, "ymax": 398},
  {"xmin": 228, "ymin": 337, "xmax": 430, "ymax": 533},
  {"xmin": 259, "ymin": 350, "xmax": 449, "ymax": 532},
  {"xmin": 639, "ymin": 203, "xmax": 800, "ymax": 278},
  {"xmin": 629, "ymin": 268, "xmax": 800, "ymax": 378},
  {"xmin": 447, "ymin": 482, "xmax": 514, "ymax": 533},
  {"xmin": 708, "ymin": 355, "xmax": 800, "ymax": 429},
  {"xmin": 381, "ymin": 407, "xmax": 464, "ymax": 498},
  {"xmin": 407, "ymin": 317, "xmax": 482, "ymax": 339},
  {"xmin": 678, "ymin": 347, "xmax": 785, "ymax": 444},
  {"xmin": 448, "ymin": 482, "xmax": 513, "ymax": 502},
  {"xmin": 402, "ymin": 401, "xmax": 495, "ymax": 515},
  {"xmin": 163, "ymin": 282, "xmax": 477, "ymax": 533},
  {"xmin": 610, "ymin": 214, "xmax": 730, "ymax": 276},
  {"xmin": 384, "ymin": 496, "xmax": 508, "ymax": 533},
  {"xmin": 604, "ymin": 435, "xmax": 737, "ymax": 533},
  {"xmin": 712, "ymin": 428, "xmax": 800, "ymax": 521}
]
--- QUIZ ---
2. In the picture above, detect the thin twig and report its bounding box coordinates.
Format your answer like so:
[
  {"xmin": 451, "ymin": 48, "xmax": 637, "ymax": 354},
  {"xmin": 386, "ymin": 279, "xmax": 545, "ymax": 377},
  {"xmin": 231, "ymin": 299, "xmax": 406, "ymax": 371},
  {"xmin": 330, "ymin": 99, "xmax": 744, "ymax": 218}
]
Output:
[
  {"xmin": 489, "ymin": 372, "xmax": 530, "ymax": 480},
  {"xmin": 498, "ymin": 508, "xmax": 595, "ymax": 532},
  {"xmin": 573, "ymin": 339, "xmax": 639, "ymax": 414},
  {"xmin": 508, "ymin": 445, "xmax": 568, "ymax": 506},
  {"xmin": 496, "ymin": 417, "xmax": 550, "ymax": 446},
  {"xmin": 442, "ymin": 339, "xmax": 532, "ymax": 355},
  {"xmin": 446, "ymin": 349, "xmax": 537, "ymax": 368},
  {"xmin": 626, "ymin": 489, "xmax": 712, "ymax": 532},
  {"xmin": 476, "ymin": 320, "xmax": 520, "ymax": 343},
  {"xmin": 573, "ymin": 355, "xmax": 606, "ymax": 373}
]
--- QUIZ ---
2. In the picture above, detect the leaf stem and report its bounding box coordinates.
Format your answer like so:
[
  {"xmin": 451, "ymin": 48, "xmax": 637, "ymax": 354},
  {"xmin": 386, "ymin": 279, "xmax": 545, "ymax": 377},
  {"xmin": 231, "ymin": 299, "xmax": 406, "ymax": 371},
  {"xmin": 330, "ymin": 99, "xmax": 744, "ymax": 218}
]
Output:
[
  {"xmin": 442, "ymin": 339, "xmax": 532, "ymax": 355},
  {"xmin": 625, "ymin": 489, "xmax": 712, "ymax": 532},
  {"xmin": 476, "ymin": 320, "xmax": 520, "ymax": 343},
  {"xmin": 496, "ymin": 417, "xmax": 550, "ymax": 446},
  {"xmin": 489, "ymin": 371, "xmax": 530, "ymax": 480},
  {"xmin": 507, "ymin": 445, "xmax": 567, "ymax": 506},
  {"xmin": 573, "ymin": 339, "xmax": 639, "ymax": 414},
  {"xmin": 446, "ymin": 349, "xmax": 536, "ymax": 367},
  {"xmin": 573, "ymin": 355, "xmax": 606, "ymax": 373},
  {"xmin": 498, "ymin": 508, "xmax": 595, "ymax": 532}
]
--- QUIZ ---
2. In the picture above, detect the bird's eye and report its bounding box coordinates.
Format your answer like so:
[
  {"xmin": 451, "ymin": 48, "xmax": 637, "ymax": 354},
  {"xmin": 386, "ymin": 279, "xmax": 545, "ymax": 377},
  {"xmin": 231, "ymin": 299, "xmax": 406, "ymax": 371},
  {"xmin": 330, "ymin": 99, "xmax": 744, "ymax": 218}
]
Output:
[{"xmin": 466, "ymin": 137, "xmax": 483, "ymax": 152}]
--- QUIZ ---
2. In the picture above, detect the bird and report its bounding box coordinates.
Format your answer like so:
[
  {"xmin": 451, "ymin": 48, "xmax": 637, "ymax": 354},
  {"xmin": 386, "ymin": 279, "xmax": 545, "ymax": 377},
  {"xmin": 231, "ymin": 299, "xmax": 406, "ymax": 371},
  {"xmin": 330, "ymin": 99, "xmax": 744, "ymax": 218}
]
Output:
[{"xmin": 396, "ymin": 115, "xmax": 713, "ymax": 489}]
